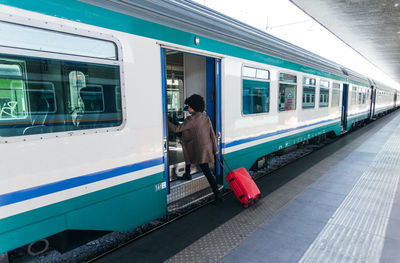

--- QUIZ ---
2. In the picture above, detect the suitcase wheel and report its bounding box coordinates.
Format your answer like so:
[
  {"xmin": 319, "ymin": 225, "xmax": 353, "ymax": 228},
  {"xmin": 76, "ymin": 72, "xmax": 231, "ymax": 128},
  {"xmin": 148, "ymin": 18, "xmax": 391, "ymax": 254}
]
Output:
[
  {"xmin": 239, "ymin": 194, "xmax": 245, "ymax": 199},
  {"xmin": 229, "ymin": 178, "xmax": 235, "ymax": 183},
  {"xmin": 243, "ymin": 203, "xmax": 249, "ymax": 208},
  {"xmin": 249, "ymin": 199, "xmax": 255, "ymax": 205}
]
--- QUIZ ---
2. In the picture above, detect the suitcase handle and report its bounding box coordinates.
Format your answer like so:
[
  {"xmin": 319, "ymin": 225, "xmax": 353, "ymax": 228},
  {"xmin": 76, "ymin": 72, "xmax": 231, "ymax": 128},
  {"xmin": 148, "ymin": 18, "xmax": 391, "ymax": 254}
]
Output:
[{"xmin": 218, "ymin": 154, "xmax": 233, "ymax": 174}]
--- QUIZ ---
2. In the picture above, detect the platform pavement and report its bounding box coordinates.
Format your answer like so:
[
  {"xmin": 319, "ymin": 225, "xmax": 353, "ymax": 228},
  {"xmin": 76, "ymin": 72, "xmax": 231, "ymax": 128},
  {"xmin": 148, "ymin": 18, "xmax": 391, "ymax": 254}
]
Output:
[{"xmin": 218, "ymin": 112, "xmax": 400, "ymax": 263}]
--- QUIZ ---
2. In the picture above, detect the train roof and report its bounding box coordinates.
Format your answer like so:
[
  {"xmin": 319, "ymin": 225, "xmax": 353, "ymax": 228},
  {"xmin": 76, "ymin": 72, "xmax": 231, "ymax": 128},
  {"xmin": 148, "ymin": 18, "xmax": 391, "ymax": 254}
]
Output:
[
  {"xmin": 83, "ymin": 0, "xmax": 371, "ymax": 85},
  {"xmin": 2, "ymin": 0, "xmax": 389, "ymax": 88}
]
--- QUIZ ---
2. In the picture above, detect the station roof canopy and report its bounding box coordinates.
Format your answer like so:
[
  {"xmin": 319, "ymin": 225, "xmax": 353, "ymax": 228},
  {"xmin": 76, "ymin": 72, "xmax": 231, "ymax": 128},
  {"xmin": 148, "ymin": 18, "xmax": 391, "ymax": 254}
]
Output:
[{"xmin": 290, "ymin": 0, "xmax": 400, "ymax": 85}]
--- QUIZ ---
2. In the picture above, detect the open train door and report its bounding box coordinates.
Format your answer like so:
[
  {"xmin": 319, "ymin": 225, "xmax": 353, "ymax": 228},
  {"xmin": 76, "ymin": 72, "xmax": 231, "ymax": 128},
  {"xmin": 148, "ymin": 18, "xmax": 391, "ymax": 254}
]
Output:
[
  {"xmin": 341, "ymin": 83, "xmax": 349, "ymax": 132},
  {"xmin": 160, "ymin": 47, "xmax": 222, "ymax": 199},
  {"xmin": 369, "ymin": 85, "xmax": 376, "ymax": 119},
  {"xmin": 215, "ymin": 59, "xmax": 222, "ymax": 184}
]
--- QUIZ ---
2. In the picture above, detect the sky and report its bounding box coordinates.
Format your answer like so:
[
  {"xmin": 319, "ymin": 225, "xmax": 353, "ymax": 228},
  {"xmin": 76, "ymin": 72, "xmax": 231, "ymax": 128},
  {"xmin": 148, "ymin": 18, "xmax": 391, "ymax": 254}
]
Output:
[{"xmin": 192, "ymin": 0, "xmax": 400, "ymax": 89}]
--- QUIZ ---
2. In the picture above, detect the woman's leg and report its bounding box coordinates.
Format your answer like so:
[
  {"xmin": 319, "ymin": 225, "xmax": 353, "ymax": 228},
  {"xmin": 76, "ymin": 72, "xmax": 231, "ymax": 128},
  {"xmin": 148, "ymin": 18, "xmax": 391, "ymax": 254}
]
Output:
[
  {"xmin": 183, "ymin": 164, "xmax": 191, "ymax": 180},
  {"xmin": 199, "ymin": 163, "xmax": 220, "ymax": 197}
]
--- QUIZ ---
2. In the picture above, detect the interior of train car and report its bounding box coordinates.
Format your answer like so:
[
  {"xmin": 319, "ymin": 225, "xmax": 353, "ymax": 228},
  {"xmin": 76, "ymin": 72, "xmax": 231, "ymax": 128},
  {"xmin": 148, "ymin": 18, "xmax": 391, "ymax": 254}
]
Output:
[
  {"xmin": 0, "ymin": 57, "xmax": 122, "ymax": 137},
  {"xmin": 164, "ymin": 49, "xmax": 220, "ymax": 205}
]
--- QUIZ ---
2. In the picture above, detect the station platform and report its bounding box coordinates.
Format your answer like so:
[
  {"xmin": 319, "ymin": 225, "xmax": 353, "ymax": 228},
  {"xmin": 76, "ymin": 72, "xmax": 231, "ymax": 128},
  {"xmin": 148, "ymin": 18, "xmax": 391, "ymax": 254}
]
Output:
[{"xmin": 94, "ymin": 110, "xmax": 400, "ymax": 263}]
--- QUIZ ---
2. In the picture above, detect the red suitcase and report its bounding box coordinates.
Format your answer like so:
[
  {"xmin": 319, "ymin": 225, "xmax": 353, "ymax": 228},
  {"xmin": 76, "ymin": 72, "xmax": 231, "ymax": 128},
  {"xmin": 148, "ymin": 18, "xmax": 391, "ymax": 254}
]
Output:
[{"xmin": 221, "ymin": 156, "xmax": 262, "ymax": 208}]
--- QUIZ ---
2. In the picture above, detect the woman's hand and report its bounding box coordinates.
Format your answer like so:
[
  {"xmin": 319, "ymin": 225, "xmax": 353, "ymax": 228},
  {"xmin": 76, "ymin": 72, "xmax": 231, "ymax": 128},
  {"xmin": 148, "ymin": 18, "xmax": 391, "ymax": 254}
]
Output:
[{"xmin": 215, "ymin": 151, "xmax": 219, "ymax": 155}]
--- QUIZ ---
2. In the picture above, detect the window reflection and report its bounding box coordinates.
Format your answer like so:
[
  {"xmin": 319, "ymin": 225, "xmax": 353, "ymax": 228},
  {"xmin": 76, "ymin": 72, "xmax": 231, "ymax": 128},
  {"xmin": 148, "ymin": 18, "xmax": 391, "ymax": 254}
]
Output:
[
  {"xmin": 302, "ymin": 77, "xmax": 316, "ymax": 109},
  {"xmin": 0, "ymin": 55, "xmax": 122, "ymax": 137},
  {"xmin": 242, "ymin": 66, "xmax": 270, "ymax": 115},
  {"xmin": 319, "ymin": 80, "xmax": 330, "ymax": 107},
  {"xmin": 331, "ymin": 83, "xmax": 340, "ymax": 107},
  {"xmin": 279, "ymin": 73, "xmax": 297, "ymax": 111}
]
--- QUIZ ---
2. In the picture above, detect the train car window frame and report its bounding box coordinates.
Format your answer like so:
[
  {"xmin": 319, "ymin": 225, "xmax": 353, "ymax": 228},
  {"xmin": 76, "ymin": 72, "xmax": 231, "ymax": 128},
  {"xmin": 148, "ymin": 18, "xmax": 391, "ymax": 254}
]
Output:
[
  {"xmin": 278, "ymin": 72, "xmax": 297, "ymax": 112},
  {"xmin": 302, "ymin": 76, "xmax": 316, "ymax": 109},
  {"xmin": 331, "ymin": 82, "xmax": 341, "ymax": 107},
  {"xmin": 358, "ymin": 90, "xmax": 363, "ymax": 104},
  {"xmin": 0, "ymin": 60, "xmax": 28, "ymax": 120},
  {"xmin": 319, "ymin": 79, "xmax": 330, "ymax": 108},
  {"xmin": 351, "ymin": 86, "xmax": 357, "ymax": 105},
  {"xmin": 0, "ymin": 18, "xmax": 125, "ymax": 142},
  {"xmin": 361, "ymin": 88, "xmax": 367, "ymax": 104},
  {"xmin": 0, "ymin": 21, "xmax": 117, "ymax": 61},
  {"xmin": 241, "ymin": 65, "xmax": 270, "ymax": 116}
]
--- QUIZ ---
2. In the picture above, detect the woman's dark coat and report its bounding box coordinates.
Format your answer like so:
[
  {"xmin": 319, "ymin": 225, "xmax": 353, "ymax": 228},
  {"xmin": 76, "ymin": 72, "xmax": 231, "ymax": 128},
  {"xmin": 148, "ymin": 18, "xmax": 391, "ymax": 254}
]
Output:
[{"xmin": 168, "ymin": 112, "xmax": 218, "ymax": 164}]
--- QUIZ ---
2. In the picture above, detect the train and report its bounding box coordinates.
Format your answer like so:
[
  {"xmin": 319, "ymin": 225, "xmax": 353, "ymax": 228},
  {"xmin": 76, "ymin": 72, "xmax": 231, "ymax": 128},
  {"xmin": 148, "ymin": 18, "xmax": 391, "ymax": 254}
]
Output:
[{"xmin": 0, "ymin": 0, "xmax": 399, "ymax": 257}]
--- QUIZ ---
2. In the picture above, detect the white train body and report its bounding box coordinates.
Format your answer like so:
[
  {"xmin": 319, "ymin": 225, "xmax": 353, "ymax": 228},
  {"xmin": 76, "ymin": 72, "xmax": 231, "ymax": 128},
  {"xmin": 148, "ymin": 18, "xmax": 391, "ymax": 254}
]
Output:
[{"xmin": 0, "ymin": 1, "xmax": 397, "ymax": 255}]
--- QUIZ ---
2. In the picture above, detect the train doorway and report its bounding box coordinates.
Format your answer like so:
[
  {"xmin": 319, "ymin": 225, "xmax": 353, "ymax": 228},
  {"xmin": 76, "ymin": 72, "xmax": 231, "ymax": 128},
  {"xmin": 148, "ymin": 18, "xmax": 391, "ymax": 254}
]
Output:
[
  {"xmin": 369, "ymin": 86, "xmax": 376, "ymax": 119},
  {"xmin": 341, "ymin": 83, "xmax": 349, "ymax": 131},
  {"xmin": 161, "ymin": 48, "xmax": 221, "ymax": 207}
]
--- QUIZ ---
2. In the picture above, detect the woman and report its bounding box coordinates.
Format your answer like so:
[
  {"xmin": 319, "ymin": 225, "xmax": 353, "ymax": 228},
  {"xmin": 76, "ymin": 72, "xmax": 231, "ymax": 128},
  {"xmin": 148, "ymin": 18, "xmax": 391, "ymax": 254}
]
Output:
[{"xmin": 168, "ymin": 94, "xmax": 222, "ymax": 204}]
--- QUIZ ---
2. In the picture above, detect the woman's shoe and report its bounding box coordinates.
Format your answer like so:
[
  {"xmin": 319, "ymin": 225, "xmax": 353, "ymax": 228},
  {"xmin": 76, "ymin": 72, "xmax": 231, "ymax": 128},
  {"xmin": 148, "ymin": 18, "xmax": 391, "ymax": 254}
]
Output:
[
  {"xmin": 182, "ymin": 173, "xmax": 192, "ymax": 180},
  {"xmin": 182, "ymin": 165, "xmax": 192, "ymax": 180}
]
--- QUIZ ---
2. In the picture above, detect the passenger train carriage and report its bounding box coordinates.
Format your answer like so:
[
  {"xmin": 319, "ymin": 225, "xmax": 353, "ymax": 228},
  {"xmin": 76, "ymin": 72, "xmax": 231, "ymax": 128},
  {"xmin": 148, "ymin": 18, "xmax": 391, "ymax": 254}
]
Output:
[{"xmin": 0, "ymin": 0, "xmax": 398, "ymax": 255}]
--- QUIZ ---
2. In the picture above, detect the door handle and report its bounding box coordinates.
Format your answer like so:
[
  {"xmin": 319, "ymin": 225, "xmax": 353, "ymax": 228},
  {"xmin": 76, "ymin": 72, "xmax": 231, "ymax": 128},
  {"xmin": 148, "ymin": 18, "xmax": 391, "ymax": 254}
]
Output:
[{"xmin": 163, "ymin": 138, "xmax": 168, "ymax": 153}]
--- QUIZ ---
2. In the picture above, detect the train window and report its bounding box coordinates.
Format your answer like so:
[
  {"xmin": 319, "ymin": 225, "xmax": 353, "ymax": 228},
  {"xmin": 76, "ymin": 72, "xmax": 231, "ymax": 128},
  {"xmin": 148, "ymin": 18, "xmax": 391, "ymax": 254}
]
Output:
[
  {"xmin": 360, "ymin": 88, "xmax": 367, "ymax": 104},
  {"xmin": 256, "ymin": 69, "xmax": 269, "ymax": 80},
  {"xmin": 242, "ymin": 66, "xmax": 270, "ymax": 80},
  {"xmin": 331, "ymin": 82, "xmax": 340, "ymax": 107},
  {"xmin": 279, "ymin": 73, "xmax": 297, "ymax": 111},
  {"xmin": 243, "ymin": 66, "xmax": 256, "ymax": 78},
  {"xmin": 302, "ymin": 77, "xmax": 316, "ymax": 109},
  {"xmin": 0, "ymin": 61, "xmax": 28, "ymax": 120},
  {"xmin": 242, "ymin": 66, "xmax": 270, "ymax": 115},
  {"xmin": 351, "ymin": 86, "xmax": 357, "ymax": 105},
  {"xmin": 319, "ymin": 80, "xmax": 329, "ymax": 107},
  {"xmin": 0, "ymin": 21, "xmax": 117, "ymax": 60},
  {"xmin": 28, "ymin": 81, "xmax": 57, "ymax": 114},
  {"xmin": 242, "ymin": 80, "xmax": 269, "ymax": 114},
  {"xmin": 0, "ymin": 54, "xmax": 122, "ymax": 137},
  {"xmin": 358, "ymin": 92, "xmax": 362, "ymax": 104}
]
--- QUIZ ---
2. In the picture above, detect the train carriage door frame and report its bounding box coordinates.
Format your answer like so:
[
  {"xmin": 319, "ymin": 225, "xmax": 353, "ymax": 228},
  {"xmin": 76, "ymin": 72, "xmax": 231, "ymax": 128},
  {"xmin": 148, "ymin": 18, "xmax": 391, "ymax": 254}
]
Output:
[
  {"xmin": 215, "ymin": 59, "xmax": 222, "ymax": 184},
  {"xmin": 160, "ymin": 47, "xmax": 222, "ymax": 194},
  {"xmin": 369, "ymin": 85, "xmax": 376, "ymax": 119},
  {"xmin": 161, "ymin": 48, "xmax": 169, "ymax": 193},
  {"xmin": 341, "ymin": 83, "xmax": 349, "ymax": 131},
  {"xmin": 206, "ymin": 57, "xmax": 222, "ymax": 182}
]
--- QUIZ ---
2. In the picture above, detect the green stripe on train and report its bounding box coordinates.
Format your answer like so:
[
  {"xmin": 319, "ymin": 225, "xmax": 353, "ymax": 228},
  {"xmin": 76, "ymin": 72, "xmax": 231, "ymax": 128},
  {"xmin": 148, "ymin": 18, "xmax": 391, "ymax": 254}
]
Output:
[
  {"xmin": 222, "ymin": 121, "xmax": 341, "ymax": 186},
  {"xmin": 1, "ymin": 0, "xmax": 367, "ymax": 86},
  {"xmin": 0, "ymin": 172, "xmax": 166, "ymax": 254}
]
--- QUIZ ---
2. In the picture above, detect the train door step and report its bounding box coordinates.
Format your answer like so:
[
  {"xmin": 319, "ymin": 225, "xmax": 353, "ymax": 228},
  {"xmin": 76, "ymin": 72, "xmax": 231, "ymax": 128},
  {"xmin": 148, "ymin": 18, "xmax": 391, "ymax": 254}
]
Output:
[
  {"xmin": 167, "ymin": 184, "xmax": 224, "ymax": 212},
  {"xmin": 167, "ymin": 172, "xmax": 210, "ymax": 204},
  {"xmin": 167, "ymin": 187, "xmax": 214, "ymax": 212},
  {"xmin": 167, "ymin": 170, "xmax": 224, "ymax": 211}
]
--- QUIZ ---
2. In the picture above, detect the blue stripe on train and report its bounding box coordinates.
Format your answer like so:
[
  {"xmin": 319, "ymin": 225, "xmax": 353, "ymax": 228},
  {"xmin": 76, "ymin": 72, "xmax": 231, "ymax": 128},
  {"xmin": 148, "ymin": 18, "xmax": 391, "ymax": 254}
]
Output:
[
  {"xmin": 224, "ymin": 117, "xmax": 341, "ymax": 148},
  {"xmin": 0, "ymin": 157, "xmax": 164, "ymax": 207}
]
